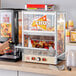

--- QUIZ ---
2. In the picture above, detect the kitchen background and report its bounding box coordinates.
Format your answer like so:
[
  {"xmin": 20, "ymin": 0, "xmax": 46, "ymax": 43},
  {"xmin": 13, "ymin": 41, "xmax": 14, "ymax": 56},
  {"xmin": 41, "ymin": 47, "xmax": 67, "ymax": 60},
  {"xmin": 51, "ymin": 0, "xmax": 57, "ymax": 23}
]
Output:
[{"xmin": 1, "ymin": 0, "xmax": 76, "ymax": 26}]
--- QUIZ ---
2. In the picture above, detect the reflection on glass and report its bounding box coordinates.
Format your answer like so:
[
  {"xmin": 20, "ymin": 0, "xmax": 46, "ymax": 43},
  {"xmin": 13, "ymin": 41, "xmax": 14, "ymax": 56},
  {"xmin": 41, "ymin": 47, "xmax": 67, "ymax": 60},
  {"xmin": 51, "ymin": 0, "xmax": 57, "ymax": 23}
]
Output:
[{"xmin": 57, "ymin": 13, "xmax": 65, "ymax": 55}]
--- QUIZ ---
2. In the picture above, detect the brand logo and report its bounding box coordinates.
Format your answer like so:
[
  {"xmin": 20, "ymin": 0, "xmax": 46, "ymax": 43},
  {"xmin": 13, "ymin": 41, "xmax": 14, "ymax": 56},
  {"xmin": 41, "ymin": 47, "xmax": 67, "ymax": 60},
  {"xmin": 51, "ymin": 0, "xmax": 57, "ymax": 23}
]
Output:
[{"xmin": 3, "ymin": 14, "xmax": 9, "ymax": 23}]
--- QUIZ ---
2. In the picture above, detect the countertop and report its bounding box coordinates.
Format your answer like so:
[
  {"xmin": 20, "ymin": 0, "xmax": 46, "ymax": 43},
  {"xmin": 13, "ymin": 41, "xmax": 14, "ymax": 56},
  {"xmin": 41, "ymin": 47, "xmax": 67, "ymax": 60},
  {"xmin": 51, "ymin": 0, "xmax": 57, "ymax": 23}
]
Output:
[
  {"xmin": 0, "ymin": 61, "xmax": 76, "ymax": 76},
  {"xmin": 0, "ymin": 43, "xmax": 76, "ymax": 76}
]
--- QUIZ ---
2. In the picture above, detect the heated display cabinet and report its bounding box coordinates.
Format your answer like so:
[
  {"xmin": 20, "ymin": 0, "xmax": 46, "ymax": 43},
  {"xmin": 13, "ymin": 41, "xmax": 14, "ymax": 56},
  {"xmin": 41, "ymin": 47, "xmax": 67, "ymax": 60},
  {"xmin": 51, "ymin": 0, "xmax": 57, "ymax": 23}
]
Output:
[{"xmin": 16, "ymin": 11, "xmax": 65, "ymax": 64}]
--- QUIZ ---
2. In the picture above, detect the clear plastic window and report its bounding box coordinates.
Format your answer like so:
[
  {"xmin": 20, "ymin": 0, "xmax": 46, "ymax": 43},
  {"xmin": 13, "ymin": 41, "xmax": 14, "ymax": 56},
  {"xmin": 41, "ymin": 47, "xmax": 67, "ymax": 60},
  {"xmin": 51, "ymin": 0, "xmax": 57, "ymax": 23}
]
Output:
[
  {"xmin": 24, "ymin": 35, "xmax": 55, "ymax": 50},
  {"xmin": 23, "ymin": 13, "xmax": 55, "ymax": 32}
]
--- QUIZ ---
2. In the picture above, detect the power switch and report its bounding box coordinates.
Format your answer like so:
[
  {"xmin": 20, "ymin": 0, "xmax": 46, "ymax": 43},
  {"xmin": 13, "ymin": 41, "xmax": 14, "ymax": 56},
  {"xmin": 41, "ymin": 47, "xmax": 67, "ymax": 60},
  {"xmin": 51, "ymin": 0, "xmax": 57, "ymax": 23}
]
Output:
[
  {"xmin": 37, "ymin": 57, "xmax": 41, "ymax": 61},
  {"xmin": 32, "ymin": 57, "xmax": 35, "ymax": 60},
  {"xmin": 42, "ymin": 58, "xmax": 46, "ymax": 61}
]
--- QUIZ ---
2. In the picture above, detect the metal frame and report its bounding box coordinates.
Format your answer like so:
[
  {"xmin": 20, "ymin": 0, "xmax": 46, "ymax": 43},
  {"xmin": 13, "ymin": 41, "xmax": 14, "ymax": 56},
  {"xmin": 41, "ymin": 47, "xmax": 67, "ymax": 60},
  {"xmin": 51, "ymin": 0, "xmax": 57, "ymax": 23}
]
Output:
[{"xmin": 22, "ymin": 11, "xmax": 24, "ymax": 47}]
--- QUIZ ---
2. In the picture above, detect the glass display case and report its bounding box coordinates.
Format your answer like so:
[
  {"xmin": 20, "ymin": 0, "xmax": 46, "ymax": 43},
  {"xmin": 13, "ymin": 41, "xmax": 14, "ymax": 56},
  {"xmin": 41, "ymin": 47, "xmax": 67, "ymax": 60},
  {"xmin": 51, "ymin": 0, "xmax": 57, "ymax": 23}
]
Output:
[{"xmin": 16, "ymin": 11, "xmax": 65, "ymax": 64}]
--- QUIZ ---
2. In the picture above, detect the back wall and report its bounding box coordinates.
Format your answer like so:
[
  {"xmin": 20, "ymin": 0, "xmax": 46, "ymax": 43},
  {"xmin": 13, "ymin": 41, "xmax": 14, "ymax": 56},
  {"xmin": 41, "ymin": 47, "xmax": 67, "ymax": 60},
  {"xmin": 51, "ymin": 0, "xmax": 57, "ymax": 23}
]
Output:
[{"xmin": 1, "ymin": 0, "xmax": 76, "ymax": 25}]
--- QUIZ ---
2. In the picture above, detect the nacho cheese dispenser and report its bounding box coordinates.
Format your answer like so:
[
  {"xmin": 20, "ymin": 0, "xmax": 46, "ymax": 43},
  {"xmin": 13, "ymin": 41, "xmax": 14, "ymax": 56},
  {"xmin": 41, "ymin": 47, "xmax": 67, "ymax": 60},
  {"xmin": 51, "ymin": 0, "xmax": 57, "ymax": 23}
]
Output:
[{"xmin": 0, "ymin": 8, "xmax": 22, "ymax": 62}]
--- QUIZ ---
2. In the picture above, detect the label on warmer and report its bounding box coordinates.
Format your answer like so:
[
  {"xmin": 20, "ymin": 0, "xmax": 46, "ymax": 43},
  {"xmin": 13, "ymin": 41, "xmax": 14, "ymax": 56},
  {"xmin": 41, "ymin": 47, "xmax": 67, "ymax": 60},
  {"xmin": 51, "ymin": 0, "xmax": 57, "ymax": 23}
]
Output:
[{"xmin": 0, "ymin": 12, "xmax": 12, "ymax": 37}]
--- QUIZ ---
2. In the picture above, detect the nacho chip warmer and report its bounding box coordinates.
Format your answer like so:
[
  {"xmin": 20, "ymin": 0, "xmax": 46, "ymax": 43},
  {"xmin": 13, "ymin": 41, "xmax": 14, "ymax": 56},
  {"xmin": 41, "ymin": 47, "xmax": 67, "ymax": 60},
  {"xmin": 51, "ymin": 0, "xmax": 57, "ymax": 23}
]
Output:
[
  {"xmin": 0, "ymin": 8, "xmax": 23, "ymax": 62},
  {"xmin": 16, "ymin": 11, "xmax": 66, "ymax": 64}
]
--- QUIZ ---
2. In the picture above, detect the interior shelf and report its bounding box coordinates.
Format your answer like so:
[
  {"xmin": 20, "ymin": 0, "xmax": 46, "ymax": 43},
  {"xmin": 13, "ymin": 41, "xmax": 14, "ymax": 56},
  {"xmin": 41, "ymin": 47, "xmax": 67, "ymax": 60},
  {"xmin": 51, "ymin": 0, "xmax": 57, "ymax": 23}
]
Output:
[
  {"xmin": 23, "ymin": 30, "xmax": 56, "ymax": 36},
  {"xmin": 15, "ymin": 46, "xmax": 49, "ymax": 51}
]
